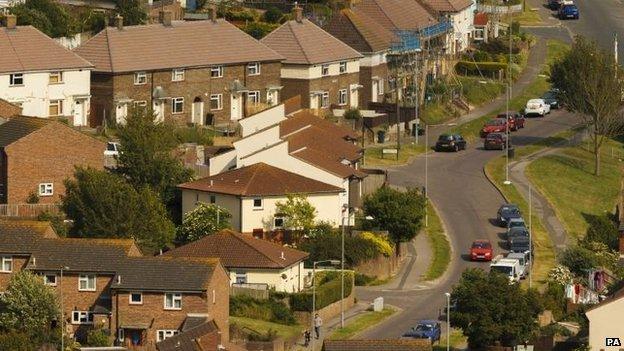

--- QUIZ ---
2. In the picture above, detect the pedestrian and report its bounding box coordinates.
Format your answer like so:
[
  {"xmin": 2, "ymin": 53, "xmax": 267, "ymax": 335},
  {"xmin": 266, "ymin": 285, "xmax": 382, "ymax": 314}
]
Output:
[
  {"xmin": 314, "ymin": 314, "xmax": 322, "ymax": 339},
  {"xmin": 303, "ymin": 329, "xmax": 311, "ymax": 346}
]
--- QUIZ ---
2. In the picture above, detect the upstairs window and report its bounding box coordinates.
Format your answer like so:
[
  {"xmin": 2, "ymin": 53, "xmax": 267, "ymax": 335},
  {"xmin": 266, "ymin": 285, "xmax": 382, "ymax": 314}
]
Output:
[
  {"xmin": 129, "ymin": 292, "xmax": 143, "ymax": 304},
  {"xmin": 211, "ymin": 66, "xmax": 223, "ymax": 78},
  {"xmin": 247, "ymin": 62, "xmax": 260, "ymax": 75},
  {"xmin": 1, "ymin": 256, "xmax": 12, "ymax": 273},
  {"xmin": 252, "ymin": 198, "xmax": 263, "ymax": 209},
  {"xmin": 321, "ymin": 64, "xmax": 330, "ymax": 76},
  {"xmin": 78, "ymin": 274, "xmax": 96, "ymax": 291},
  {"xmin": 164, "ymin": 293, "xmax": 182, "ymax": 310},
  {"xmin": 339, "ymin": 61, "xmax": 347, "ymax": 73},
  {"xmin": 134, "ymin": 72, "xmax": 147, "ymax": 85},
  {"xmin": 49, "ymin": 71, "xmax": 63, "ymax": 84},
  {"xmin": 43, "ymin": 274, "xmax": 57, "ymax": 286},
  {"xmin": 9, "ymin": 73, "xmax": 23, "ymax": 86},
  {"xmin": 171, "ymin": 69, "xmax": 185, "ymax": 82}
]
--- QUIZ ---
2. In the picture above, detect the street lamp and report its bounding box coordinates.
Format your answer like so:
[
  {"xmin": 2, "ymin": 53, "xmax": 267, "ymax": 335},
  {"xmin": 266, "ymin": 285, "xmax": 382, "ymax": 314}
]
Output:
[
  {"xmin": 504, "ymin": 6, "xmax": 513, "ymax": 186},
  {"xmin": 528, "ymin": 185, "xmax": 533, "ymax": 289},
  {"xmin": 60, "ymin": 266, "xmax": 69, "ymax": 351},
  {"xmin": 445, "ymin": 292, "xmax": 451, "ymax": 351},
  {"xmin": 340, "ymin": 204, "xmax": 348, "ymax": 328},
  {"xmin": 311, "ymin": 260, "xmax": 341, "ymax": 350}
]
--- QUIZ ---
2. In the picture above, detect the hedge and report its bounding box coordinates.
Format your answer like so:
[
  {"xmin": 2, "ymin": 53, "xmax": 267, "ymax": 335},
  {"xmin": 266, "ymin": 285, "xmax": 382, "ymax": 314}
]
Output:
[
  {"xmin": 300, "ymin": 230, "xmax": 393, "ymax": 267},
  {"xmin": 290, "ymin": 271, "xmax": 354, "ymax": 312},
  {"xmin": 230, "ymin": 295, "xmax": 297, "ymax": 325},
  {"xmin": 455, "ymin": 61, "xmax": 508, "ymax": 72}
]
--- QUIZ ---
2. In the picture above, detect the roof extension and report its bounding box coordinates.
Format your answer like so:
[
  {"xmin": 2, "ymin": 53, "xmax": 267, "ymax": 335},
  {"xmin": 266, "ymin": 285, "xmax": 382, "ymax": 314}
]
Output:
[{"xmin": 323, "ymin": 8, "xmax": 397, "ymax": 54}]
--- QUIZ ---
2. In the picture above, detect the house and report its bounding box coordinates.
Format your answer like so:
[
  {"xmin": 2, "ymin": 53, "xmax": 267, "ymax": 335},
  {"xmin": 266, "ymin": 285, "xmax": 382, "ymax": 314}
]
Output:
[
  {"xmin": 0, "ymin": 218, "xmax": 231, "ymax": 349},
  {"xmin": 0, "ymin": 116, "xmax": 105, "ymax": 204},
  {"xmin": 420, "ymin": 0, "xmax": 475, "ymax": 55},
  {"xmin": 74, "ymin": 8, "xmax": 284, "ymax": 127},
  {"xmin": 260, "ymin": 6, "xmax": 363, "ymax": 112},
  {"xmin": 472, "ymin": 13, "xmax": 499, "ymax": 43},
  {"xmin": 179, "ymin": 162, "xmax": 345, "ymax": 233},
  {"xmin": 0, "ymin": 15, "xmax": 93, "ymax": 126},
  {"xmin": 156, "ymin": 320, "xmax": 222, "ymax": 351},
  {"xmin": 585, "ymin": 286, "xmax": 624, "ymax": 351},
  {"xmin": 323, "ymin": 339, "xmax": 433, "ymax": 351},
  {"xmin": 164, "ymin": 230, "xmax": 309, "ymax": 293},
  {"xmin": 0, "ymin": 98, "xmax": 21, "ymax": 120}
]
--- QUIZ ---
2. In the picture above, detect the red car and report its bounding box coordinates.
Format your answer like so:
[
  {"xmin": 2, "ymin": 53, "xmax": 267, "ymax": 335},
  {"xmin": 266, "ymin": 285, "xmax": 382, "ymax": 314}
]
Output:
[
  {"xmin": 480, "ymin": 118, "xmax": 508, "ymax": 138},
  {"xmin": 496, "ymin": 113, "xmax": 525, "ymax": 131},
  {"xmin": 484, "ymin": 132, "xmax": 510, "ymax": 150},
  {"xmin": 470, "ymin": 240, "xmax": 493, "ymax": 261}
]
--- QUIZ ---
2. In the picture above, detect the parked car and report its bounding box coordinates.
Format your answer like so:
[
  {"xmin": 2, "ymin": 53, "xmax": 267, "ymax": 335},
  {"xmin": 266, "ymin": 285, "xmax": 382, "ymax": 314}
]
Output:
[
  {"xmin": 403, "ymin": 320, "xmax": 442, "ymax": 342},
  {"xmin": 510, "ymin": 236, "xmax": 533, "ymax": 254},
  {"xmin": 548, "ymin": 0, "xmax": 562, "ymax": 9},
  {"xmin": 484, "ymin": 132, "xmax": 510, "ymax": 150},
  {"xmin": 559, "ymin": 3, "xmax": 579, "ymax": 19},
  {"xmin": 506, "ymin": 217, "xmax": 527, "ymax": 234},
  {"xmin": 507, "ymin": 252, "xmax": 530, "ymax": 278},
  {"xmin": 490, "ymin": 258, "xmax": 521, "ymax": 283},
  {"xmin": 435, "ymin": 134, "xmax": 467, "ymax": 152},
  {"xmin": 542, "ymin": 90, "xmax": 560, "ymax": 109},
  {"xmin": 497, "ymin": 112, "xmax": 525, "ymax": 131},
  {"xmin": 525, "ymin": 98, "xmax": 551, "ymax": 117},
  {"xmin": 104, "ymin": 141, "xmax": 120, "ymax": 157},
  {"xmin": 507, "ymin": 226, "xmax": 530, "ymax": 248},
  {"xmin": 470, "ymin": 240, "xmax": 494, "ymax": 261},
  {"xmin": 480, "ymin": 118, "xmax": 508, "ymax": 138},
  {"xmin": 497, "ymin": 204, "xmax": 522, "ymax": 227}
]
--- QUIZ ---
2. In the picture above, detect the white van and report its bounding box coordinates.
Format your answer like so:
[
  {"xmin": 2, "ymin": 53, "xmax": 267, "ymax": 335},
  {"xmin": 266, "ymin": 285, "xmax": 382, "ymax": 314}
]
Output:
[
  {"xmin": 525, "ymin": 98, "xmax": 551, "ymax": 117},
  {"xmin": 490, "ymin": 258, "xmax": 521, "ymax": 283}
]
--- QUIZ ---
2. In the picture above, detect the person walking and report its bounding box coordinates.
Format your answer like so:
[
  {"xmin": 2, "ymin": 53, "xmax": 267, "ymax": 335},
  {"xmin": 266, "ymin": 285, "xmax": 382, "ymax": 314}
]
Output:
[
  {"xmin": 303, "ymin": 329, "xmax": 311, "ymax": 346},
  {"xmin": 314, "ymin": 314, "xmax": 322, "ymax": 339}
]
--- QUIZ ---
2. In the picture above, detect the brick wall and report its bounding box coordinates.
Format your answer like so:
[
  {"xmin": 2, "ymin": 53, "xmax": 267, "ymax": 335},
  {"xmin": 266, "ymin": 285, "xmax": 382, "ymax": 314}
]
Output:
[
  {"xmin": 359, "ymin": 63, "xmax": 388, "ymax": 107},
  {"xmin": 4, "ymin": 122, "xmax": 105, "ymax": 204},
  {"xmin": 0, "ymin": 256, "xmax": 28, "ymax": 290},
  {"xmin": 206, "ymin": 263, "xmax": 231, "ymax": 342},
  {"xmin": 90, "ymin": 73, "xmax": 114, "ymax": 126},
  {"xmin": 0, "ymin": 99, "xmax": 22, "ymax": 119},
  {"xmin": 282, "ymin": 72, "xmax": 359, "ymax": 110}
]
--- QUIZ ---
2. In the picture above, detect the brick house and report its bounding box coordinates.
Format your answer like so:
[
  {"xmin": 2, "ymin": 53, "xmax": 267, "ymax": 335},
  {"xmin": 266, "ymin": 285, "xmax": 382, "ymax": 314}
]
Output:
[
  {"xmin": 0, "ymin": 98, "xmax": 22, "ymax": 120},
  {"xmin": 260, "ymin": 6, "xmax": 363, "ymax": 113},
  {"xmin": 74, "ymin": 9, "xmax": 284, "ymax": 128},
  {"xmin": 0, "ymin": 116, "xmax": 105, "ymax": 204},
  {"xmin": 0, "ymin": 219, "xmax": 231, "ymax": 350}
]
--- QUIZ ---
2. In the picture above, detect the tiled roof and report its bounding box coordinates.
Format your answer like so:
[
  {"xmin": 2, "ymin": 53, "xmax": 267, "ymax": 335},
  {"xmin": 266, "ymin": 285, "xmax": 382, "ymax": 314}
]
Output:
[
  {"xmin": 157, "ymin": 320, "xmax": 219, "ymax": 351},
  {"xmin": 74, "ymin": 20, "xmax": 284, "ymax": 73},
  {"xmin": 0, "ymin": 116, "xmax": 50, "ymax": 148},
  {"xmin": 261, "ymin": 19, "xmax": 362, "ymax": 65},
  {"xmin": 324, "ymin": 8, "xmax": 397, "ymax": 53},
  {"xmin": 421, "ymin": 0, "xmax": 473, "ymax": 12},
  {"xmin": 0, "ymin": 219, "xmax": 57, "ymax": 254},
  {"xmin": 286, "ymin": 125, "xmax": 362, "ymax": 162},
  {"xmin": 291, "ymin": 147, "xmax": 367, "ymax": 179},
  {"xmin": 0, "ymin": 26, "xmax": 93, "ymax": 74},
  {"xmin": 177, "ymin": 162, "xmax": 343, "ymax": 196},
  {"xmin": 474, "ymin": 12, "xmax": 489, "ymax": 26},
  {"xmin": 323, "ymin": 339, "xmax": 433, "ymax": 351},
  {"xmin": 353, "ymin": 0, "xmax": 438, "ymax": 32},
  {"xmin": 164, "ymin": 230, "xmax": 309, "ymax": 269},
  {"xmin": 281, "ymin": 110, "xmax": 359, "ymax": 140}
]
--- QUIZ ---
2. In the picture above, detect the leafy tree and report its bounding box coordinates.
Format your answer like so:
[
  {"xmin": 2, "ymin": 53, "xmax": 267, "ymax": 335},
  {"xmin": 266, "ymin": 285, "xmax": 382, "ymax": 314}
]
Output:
[
  {"xmin": 559, "ymin": 245, "xmax": 598, "ymax": 277},
  {"xmin": 275, "ymin": 194, "xmax": 317, "ymax": 237},
  {"xmin": 262, "ymin": 6, "xmax": 282, "ymax": 23},
  {"xmin": 450, "ymin": 268, "xmax": 542, "ymax": 348},
  {"xmin": 0, "ymin": 331, "xmax": 35, "ymax": 351},
  {"xmin": 10, "ymin": 0, "xmax": 79, "ymax": 38},
  {"xmin": 0, "ymin": 271, "xmax": 59, "ymax": 332},
  {"xmin": 550, "ymin": 36, "xmax": 624, "ymax": 176},
  {"xmin": 115, "ymin": 0, "xmax": 146, "ymax": 25},
  {"xmin": 176, "ymin": 202, "xmax": 231, "ymax": 244},
  {"xmin": 362, "ymin": 186, "xmax": 426, "ymax": 244},
  {"xmin": 243, "ymin": 21, "xmax": 278, "ymax": 39},
  {"xmin": 62, "ymin": 167, "xmax": 175, "ymax": 253},
  {"xmin": 584, "ymin": 214, "xmax": 619, "ymax": 250},
  {"xmin": 37, "ymin": 211, "xmax": 68, "ymax": 237},
  {"xmin": 86, "ymin": 329, "xmax": 111, "ymax": 347},
  {"xmin": 343, "ymin": 108, "xmax": 362, "ymax": 120}
]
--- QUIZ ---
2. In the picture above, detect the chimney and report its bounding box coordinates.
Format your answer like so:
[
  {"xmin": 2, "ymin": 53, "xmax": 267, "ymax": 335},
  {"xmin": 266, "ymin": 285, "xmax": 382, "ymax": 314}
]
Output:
[
  {"xmin": 162, "ymin": 11, "xmax": 172, "ymax": 26},
  {"xmin": 115, "ymin": 15, "xmax": 123, "ymax": 30},
  {"xmin": 293, "ymin": 3, "xmax": 303, "ymax": 23},
  {"xmin": 5, "ymin": 14, "xmax": 16, "ymax": 29},
  {"xmin": 208, "ymin": 4, "xmax": 217, "ymax": 23}
]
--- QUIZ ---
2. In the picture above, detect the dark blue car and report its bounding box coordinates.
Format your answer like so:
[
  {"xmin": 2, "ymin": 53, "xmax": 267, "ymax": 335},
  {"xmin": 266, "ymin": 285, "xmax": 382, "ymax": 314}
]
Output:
[
  {"xmin": 558, "ymin": 4, "xmax": 579, "ymax": 19},
  {"xmin": 402, "ymin": 320, "xmax": 441, "ymax": 342},
  {"xmin": 497, "ymin": 204, "xmax": 522, "ymax": 227}
]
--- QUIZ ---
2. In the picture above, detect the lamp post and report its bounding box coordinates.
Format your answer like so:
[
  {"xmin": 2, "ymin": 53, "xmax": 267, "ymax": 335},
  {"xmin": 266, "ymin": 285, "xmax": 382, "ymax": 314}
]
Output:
[
  {"xmin": 60, "ymin": 266, "xmax": 69, "ymax": 351},
  {"xmin": 340, "ymin": 204, "xmax": 348, "ymax": 328},
  {"xmin": 425, "ymin": 123, "xmax": 429, "ymax": 227},
  {"xmin": 311, "ymin": 260, "xmax": 341, "ymax": 351},
  {"xmin": 528, "ymin": 185, "xmax": 532, "ymax": 289},
  {"xmin": 504, "ymin": 6, "xmax": 513, "ymax": 186},
  {"xmin": 445, "ymin": 292, "xmax": 451, "ymax": 351}
]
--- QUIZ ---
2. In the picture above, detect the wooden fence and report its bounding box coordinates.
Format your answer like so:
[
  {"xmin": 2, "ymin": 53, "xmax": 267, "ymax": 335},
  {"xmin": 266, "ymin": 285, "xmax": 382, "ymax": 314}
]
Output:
[
  {"xmin": 0, "ymin": 203, "xmax": 61, "ymax": 218},
  {"xmin": 230, "ymin": 283, "xmax": 269, "ymax": 300}
]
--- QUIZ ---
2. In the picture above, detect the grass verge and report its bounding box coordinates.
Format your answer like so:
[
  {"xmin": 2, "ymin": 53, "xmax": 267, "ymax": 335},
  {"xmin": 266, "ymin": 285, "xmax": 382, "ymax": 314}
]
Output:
[
  {"xmin": 459, "ymin": 77, "xmax": 506, "ymax": 107},
  {"xmin": 424, "ymin": 201, "xmax": 451, "ymax": 281},
  {"xmin": 433, "ymin": 328, "xmax": 468, "ymax": 351},
  {"xmin": 230, "ymin": 316, "xmax": 303, "ymax": 340},
  {"xmin": 363, "ymin": 142, "xmax": 427, "ymax": 167},
  {"xmin": 329, "ymin": 307, "xmax": 396, "ymax": 340},
  {"xmin": 507, "ymin": 7, "xmax": 544, "ymax": 26},
  {"xmin": 526, "ymin": 138, "xmax": 624, "ymax": 239}
]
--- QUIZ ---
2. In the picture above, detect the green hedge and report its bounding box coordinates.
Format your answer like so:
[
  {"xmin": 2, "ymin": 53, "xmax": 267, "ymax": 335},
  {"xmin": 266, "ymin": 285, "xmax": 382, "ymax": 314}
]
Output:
[
  {"xmin": 456, "ymin": 61, "xmax": 508, "ymax": 73},
  {"xmin": 230, "ymin": 295, "xmax": 297, "ymax": 325},
  {"xmin": 290, "ymin": 271, "xmax": 354, "ymax": 312}
]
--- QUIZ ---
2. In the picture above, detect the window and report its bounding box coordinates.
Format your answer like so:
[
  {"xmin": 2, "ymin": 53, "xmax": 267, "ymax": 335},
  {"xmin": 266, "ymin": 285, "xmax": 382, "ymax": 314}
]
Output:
[
  {"xmin": 339, "ymin": 61, "xmax": 347, "ymax": 73},
  {"xmin": 164, "ymin": 293, "xmax": 182, "ymax": 310},
  {"xmin": 43, "ymin": 274, "xmax": 57, "ymax": 286},
  {"xmin": 171, "ymin": 69, "xmax": 185, "ymax": 82},
  {"xmin": 338, "ymin": 89, "xmax": 347, "ymax": 105},
  {"xmin": 210, "ymin": 66, "xmax": 223, "ymax": 78},
  {"xmin": 118, "ymin": 328, "xmax": 125, "ymax": 342},
  {"xmin": 48, "ymin": 100, "xmax": 63, "ymax": 116},
  {"xmin": 252, "ymin": 198, "xmax": 263, "ymax": 209},
  {"xmin": 9, "ymin": 73, "xmax": 23, "ymax": 86},
  {"xmin": 210, "ymin": 94, "xmax": 222, "ymax": 110},
  {"xmin": 274, "ymin": 216, "xmax": 284, "ymax": 229},
  {"xmin": 134, "ymin": 72, "xmax": 147, "ymax": 85},
  {"xmin": 247, "ymin": 91, "xmax": 260, "ymax": 104},
  {"xmin": 378, "ymin": 79, "xmax": 385, "ymax": 95},
  {"xmin": 172, "ymin": 97, "xmax": 184, "ymax": 114},
  {"xmin": 235, "ymin": 271, "xmax": 247, "ymax": 284},
  {"xmin": 247, "ymin": 62, "xmax": 260, "ymax": 75},
  {"xmin": 78, "ymin": 274, "xmax": 96, "ymax": 291},
  {"xmin": 133, "ymin": 100, "xmax": 147, "ymax": 108},
  {"xmin": 71, "ymin": 311, "xmax": 93, "ymax": 325},
  {"xmin": 49, "ymin": 71, "xmax": 63, "ymax": 84},
  {"xmin": 209, "ymin": 195, "xmax": 216, "ymax": 204},
  {"xmin": 129, "ymin": 292, "xmax": 143, "ymax": 304},
  {"xmin": 38, "ymin": 183, "xmax": 53, "ymax": 196},
  {"xmin": 0, "ymin": 257, "xmax": 12, "ymax": 273},
  {"xmin": 321, "ymin": 64, "xmax": 330, "ymax": 76},
  {"xmin": 157, "ymin": 330, "xmax": 179, "ymax": 342},
  {"xmin": 320, "ymin": 92, "xmax": 329, "ymax": 108}
]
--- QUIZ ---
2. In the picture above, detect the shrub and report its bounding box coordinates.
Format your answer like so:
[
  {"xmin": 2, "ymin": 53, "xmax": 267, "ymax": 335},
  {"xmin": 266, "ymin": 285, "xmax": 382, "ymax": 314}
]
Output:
[
  {"xmin": 354, "ymin": 272, "xmax": 375, "ymax": 286},
  {"xmin": 359, "ymin": 232, "xmax": 393, "ymax": 257},
  {"xmin": 300, "ymin": 230, "xmax": 382, "ymax": 266},
  {"xmin": 456, "ymin": 61, "xmax": 508, "ymax": 73},
  {"xmin": 174, "ymin": 126, "xmax": 214, "ymax": 145},
  {"xmin": 37, "ymin": 211, "xmax": 67, "ymax": 237},
  {"xmin": 290, "ymin": 271, "xmax": 354, "ymax": 311},
  {"xmin": 343, "ymin": 108, "xmax": 362, "ymax": 120},
  {"xmin": 0, "ymin": 331, "xmax": 35, "ymax": 351},
  {"xmin": 230, "ymin": 295, "xmax": 296, "ymax": 325},
  {"xmin": 584, "ymin": 214, "xmax": 619, "ymax": 250},
  {"xmin": 263, "ymin": 6, "xmax": 282, "ymax": 23},
  {"xmin": 560, "ymin": 245, "xmax": 597, "ymax": 277},
  {"xmin": 86, "ymin": 329, "xmax": 111, "ymax": 347}
]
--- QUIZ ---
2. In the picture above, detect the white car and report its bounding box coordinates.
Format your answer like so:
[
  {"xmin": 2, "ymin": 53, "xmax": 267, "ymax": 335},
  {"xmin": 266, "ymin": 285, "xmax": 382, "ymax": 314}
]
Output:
[
  {"xmin": 525, "ymin": 98, "xmax": 551, "ymax": 117},
  {"xmin": 104, "ymin": 141, "xmax": 120, "ymax": 157}
]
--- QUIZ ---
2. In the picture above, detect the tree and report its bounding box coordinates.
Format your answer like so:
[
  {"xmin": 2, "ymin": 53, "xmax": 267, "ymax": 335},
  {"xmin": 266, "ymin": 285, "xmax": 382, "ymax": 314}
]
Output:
[
  {"xmin": 10, "ymin": 0, "xmax": 79, "ymax": 38},
  {"xmin": 176, "ymin": 202, "xmax": 231, "ymax": 244},
  {"xmin": 584, "ymin": 214, "xmax": 619, "ymax": 250},
  {"xmin": 450, "ymin": 268, "xmax": 542, "ymax": 348},
  {"xmin": 550, "ymin": 36, "xmax": 624, "ymax": 175},
  {"xmin": 0, "ymin": 271, "xmax": 59, "ymax": 332},
  {"xmin": 115, "ymin": 0, "xmax": 147, "ymax": 26},
  {"xmin": 343, "ymin": 108, "xmax": 362, "ymax": 120},
  {"xmin": 262, "ymin": 6, "xmax": 282, "ymax": 23},
  {"xmin": 62, "ymin": 167, "xmax": 175, "ymax": 253},
  {"xmin": 362, "ymin": 187, "xmax": 426, "ymax": 244},
  {"xmin": 275, "ymin": 194, "xmax": 317, "ymax": 237}
]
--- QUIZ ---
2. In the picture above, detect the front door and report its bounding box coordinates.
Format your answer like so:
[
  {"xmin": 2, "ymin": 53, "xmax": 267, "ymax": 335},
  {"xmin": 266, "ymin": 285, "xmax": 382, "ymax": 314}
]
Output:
[
  {"xmin": 372, "ymin": 80, "xmax": 379, "ymax": 103},
  {"xmin": 116, "ymin": 103, "xmax": 128, "ymax": 125},
  {"xmin": 309, "ymin": 94, "xmax": 319, "ymax": 110},
  {"xmin": 74, "ymin": 99, "xmax": 86, "ymax": 126},
  {"xmin": 230, "ymin": 93, "xmax": 242, "ymax": 121},
  {"xmin": 192, "ymin": 101, "xmax": 204, "ymax": 125},
  {"xmin": 350, "ymin": 87, "xmax": 359, "ymax": 108},
  {"xmin": 153, "ymin": 100, "xmax": 164, "ymax": 122}
]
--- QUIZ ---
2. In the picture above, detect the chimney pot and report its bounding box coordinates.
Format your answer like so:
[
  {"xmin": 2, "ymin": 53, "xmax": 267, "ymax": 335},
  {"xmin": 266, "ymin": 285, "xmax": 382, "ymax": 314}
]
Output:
[
  {"xmin": 115, "ymin": 15, "xmax": 123, "ymax": 30},
  {"xmin": 293, "ymin": 4, "xmax": 303, "ymax": 23},
  {"xmin": 208, "ymin": 4, "xmax": 217, "ymax": 22},
  {"xmin": 162, "ymin": 10, "xmax": 173, "ymax": 26},
  {"xmin": 5, "ymin": 14, "xmax": 16, "ymax": 29}
]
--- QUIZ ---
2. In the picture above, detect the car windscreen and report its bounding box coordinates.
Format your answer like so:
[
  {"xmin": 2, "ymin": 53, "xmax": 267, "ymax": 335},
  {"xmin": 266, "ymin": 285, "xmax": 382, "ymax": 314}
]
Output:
[
  {"xmin": 486, "ymin": 119, "xmax": 504, "ymax": 126},
  {"xmin": 438, "ymin": 135, "xmax": 452, "ymax": 141},
  {"xmin": 487, "ymin": 134, "xmax": 503, "ymax": 140},
  {"xmin": 107, "ymin": 143, "xmax": 116, "ymax": 151},
  {"xmin": 415, "ymin": 324, "xmax": 433, "ymax": 331},
  {"xmin": 472, "ymin": 242, "xmax": 491, "ymax": 249},
  {"xmin": 509, "ymin": 221, "xmax": 524, "ymax": 228},
  {"xmin": 491, "ymin": 266, "xmax": 513, "ymax": 275}
]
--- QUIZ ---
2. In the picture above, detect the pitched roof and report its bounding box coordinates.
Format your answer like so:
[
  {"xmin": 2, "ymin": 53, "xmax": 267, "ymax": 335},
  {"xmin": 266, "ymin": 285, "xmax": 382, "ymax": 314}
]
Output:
[
  {"xmin": 286, "ymin": 125, "xmax": 362, "ymax": 162},
  {"xmin": 474, "ymin": 12, "xmax": 489, "ymax": 26},
  {"xmin": 157, "ymin": 320, "xmax": 219, "ymax": 351},
  {"xmin": 323, "ymin": 8, "xmax": 397, "ymax": 53},
  {"xmin": 74, "ymin": 20, "xmax": 284, "ymax": 73},
  {"xmin": 586, "ymin": 285, "xmax": 624, "ymax": 312},
  {"xmin": 0, "ymin": 26, "xmax": 93, "ymax": 74},
  {"xmin": 323, "ymin": 339, "xmax": 433, "ymax": 351},
  {"xmin": 261, "ymin": 19, "xmax": 362, "ymax": 65},
  {"xmin": 0, "ymin": 219, "xmax": 57, "ymax": 254},
  {"xmin": 177, "ymin": 162, "xmax": 343, "ymax": 196},
  {"xmin": 352, "ymin": 0, "xmax": 438, "ymax": 32},
  {"xmin": 281, "ymin": 110, "xmax": 359, "ymax": 140},
  {"xmin": 0, "ymin": 116, "xmax": 50, "ymax": 147},
  {"xmin": 291, "ymin": 147, "xmax": 367, "ymax": 179},
  {"xmin": 421, "ymin": 0, "xmax": 473, "ymax": 12},
  {"xmin": 164, "ymin": 230, "xmax": 309, "ymax": 269}
]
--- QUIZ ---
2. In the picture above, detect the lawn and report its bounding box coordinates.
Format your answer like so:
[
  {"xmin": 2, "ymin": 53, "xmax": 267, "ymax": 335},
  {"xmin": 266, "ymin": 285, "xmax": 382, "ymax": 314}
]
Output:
[
  {"xmin": 329, "ymin": 307, "xmax": 396, "ymax": 340},
  {"xmin": 230, "ymin": 316, "xmax": 303, "ymax": 340},
  {"xmin": 526, "ymin": 138, "xmax": 624, "ymax": 239},
  {"xmin": 424, "ymin": 201, "xmax": 451, "ymax": 281},
  {"xmin": 459, "ymin": 77, "xmax": 506, "ymax": 107},
  {"xmin": 506, "ymin": 7, "xmax": 544, "ymax": 26},
  {"xmin": 363, "ymin": 142, "xmax": 427, "ymax": 167},
  {"xmin": 433, "ymin": 328, "xmax": 468, "ymax": 351},
  {"xmin": 422, "ymin": 101, "xmax": 460, "ymax": 125}
]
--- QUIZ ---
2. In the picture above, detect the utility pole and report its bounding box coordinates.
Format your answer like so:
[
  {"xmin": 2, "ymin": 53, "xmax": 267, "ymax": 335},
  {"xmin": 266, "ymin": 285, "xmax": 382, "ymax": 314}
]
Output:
[
  {"xmin": 615, "ymin": 32, "xmax": 619, "ymax": 66},
  {"xmin": 504, "ymin": 6, "xmax": 512, "ymax": 185},
  {"xmin": 529, "ymin": 185, "xmax": 532, "ymax": 289}
]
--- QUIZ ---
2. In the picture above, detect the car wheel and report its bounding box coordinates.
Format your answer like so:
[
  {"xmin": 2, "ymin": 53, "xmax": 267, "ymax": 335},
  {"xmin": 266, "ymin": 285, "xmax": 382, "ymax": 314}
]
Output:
[{"xmin": 454, "ymin": 145, "xmax": 459, "ymax": 152}]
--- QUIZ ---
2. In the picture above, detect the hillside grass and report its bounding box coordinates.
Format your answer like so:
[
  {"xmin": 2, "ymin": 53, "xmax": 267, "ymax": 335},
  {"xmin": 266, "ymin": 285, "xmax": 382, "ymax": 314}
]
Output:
[
  {"xmin": 328, "ymin": 307, "xmax": 396, "ymax": 340},
  {"xmin": 230, "ymin": 316, "xmax": 303, "ymax": 340},
  {"xmin": 424, "ymin": 201, "xmax": 451, "ymax": 281}
]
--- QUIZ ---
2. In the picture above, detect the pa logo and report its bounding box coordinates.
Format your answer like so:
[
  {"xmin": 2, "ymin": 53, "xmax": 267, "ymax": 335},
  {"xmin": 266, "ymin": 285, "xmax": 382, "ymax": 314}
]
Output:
[{"xmin": 606, "ymin": 338, "xmax": 622, "ymax": 346}]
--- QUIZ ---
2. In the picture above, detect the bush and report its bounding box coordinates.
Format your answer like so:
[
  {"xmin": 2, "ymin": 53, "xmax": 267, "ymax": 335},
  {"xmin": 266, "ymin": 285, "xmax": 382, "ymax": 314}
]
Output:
[
  {"xmin": 584, "ymin": 214, "xmax": 619, "ymax": 250},
  {"xmin": 230, "ymin": 295, "xmax": 296, "ymax": 325},
  {"xmin": 359, "ymin": 232, "xmax": 393, "ymax": 257},
  {"xmin": 354, "ymin": 272, "xmax": 375, "ymax": 286},
  {"xmin": 0, "ymin": 331, "xmax": 35, "ymax": 351},
  {"xmin": 300, "ymin": 229, "xmax": 387, "ymax": 266},
  {"xmin": 86, "ymin": 329, "xmax": 111, "ymax": 347},
  {"xmin": 560, "ymin": 245, "xmax": 597, "ymax": 277},
  {"xmin": 290, "ymin": 271, "xmax": 353, "ymax": 311},
  {"xmin": 456, "ymin": 61, "xmax": 508, "ymax": 74},
  {"xmin": 263, "ymin": 6, "xmax": 282, "ymax": 23},
  {"xmin": 37, "ymin": 211, "xmax": 67, "ymax": 237},
  {"xmin": 174, "ymin": 126, "xmax": 214, "ymax": 145}
]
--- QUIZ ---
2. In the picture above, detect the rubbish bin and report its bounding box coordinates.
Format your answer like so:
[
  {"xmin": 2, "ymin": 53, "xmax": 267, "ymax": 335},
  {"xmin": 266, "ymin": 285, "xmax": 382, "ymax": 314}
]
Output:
[
  {"xmin": 377, "ymin": 130, "xmax": 386, "ymax": 143},
  {"xmin": 508, "ymin": 146, "xmax": 515, "ymax": 158}
]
